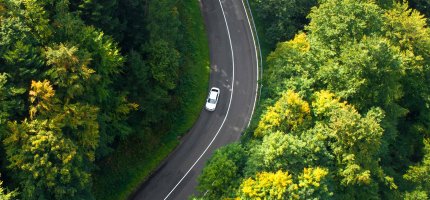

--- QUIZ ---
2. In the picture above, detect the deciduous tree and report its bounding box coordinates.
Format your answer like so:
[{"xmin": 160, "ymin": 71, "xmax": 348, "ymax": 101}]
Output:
[
  {"xmin": 254, "ymin": 90, "xmax": 311, "ymax": 137},
  {"xmin": 197, "ymin": 144, "xmax": 246, "ymax": 199}
]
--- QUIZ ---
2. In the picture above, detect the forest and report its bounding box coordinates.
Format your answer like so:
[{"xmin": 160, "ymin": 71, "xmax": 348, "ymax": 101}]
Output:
[
  {"xmin": 0, "ymin": 0, "xmax": 209, "ymax": 199},
  {"xmin": 196, "ymin": 0, "xmax": 430, "ymax": 199}
]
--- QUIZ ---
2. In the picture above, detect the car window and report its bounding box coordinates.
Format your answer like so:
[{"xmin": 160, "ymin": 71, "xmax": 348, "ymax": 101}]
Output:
[{"xmin": 209, "ymin": 98, "xmax": 216, "ymax": 104}]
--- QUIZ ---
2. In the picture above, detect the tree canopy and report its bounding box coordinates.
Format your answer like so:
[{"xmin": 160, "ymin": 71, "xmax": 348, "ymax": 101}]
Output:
[{"xmin": 0, "ymin": 0, "xmax": 206, "ymax": 198}]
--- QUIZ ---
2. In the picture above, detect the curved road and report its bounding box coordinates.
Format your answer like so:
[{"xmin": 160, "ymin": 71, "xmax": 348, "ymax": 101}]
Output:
[{"xmin": 131, "ymin": 0, "xmax": 258, "ymax": 199}]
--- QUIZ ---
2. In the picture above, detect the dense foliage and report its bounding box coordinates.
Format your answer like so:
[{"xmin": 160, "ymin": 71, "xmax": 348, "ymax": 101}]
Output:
[
  {"xmin": 197, "ymin": 0, "xmax": 430, "ymax": 199},
  {"xmin": 0, "ymin": 0, "xmax": 208, "ymax": 199},
  {"xmin": 252, "ymin": 0, "xmax": 317, "ymax": 46}
]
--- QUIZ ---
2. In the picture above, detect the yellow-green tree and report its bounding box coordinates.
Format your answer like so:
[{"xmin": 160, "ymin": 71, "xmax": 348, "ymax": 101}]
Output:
[
  {"xmin": 255, "ymin": 90, "xmax": 311, "ymax": 137},
  {"xmin": 240, "ymin": 170, "xmax": 297, "ymax": 200},
  {"xmin": 246, "ymin": 131, "xmax": 329, "ymax": 175},
  {"xmin": 4, "ymin": 119, "xmax": 89, "ymax": 199},
  {"xmin": 4, "ymin": 80, "xmax": 98, "ymax": 199},
  {"xmin": 28, "ymin": 80, "xmax": 56, "ymax": 119},
  {"xmin": 312, "ymin": 91, "xmax": 397, "ymax": 196},
  {"xmin": 239, "ymin": 168, "xmax": 329, "ymax": 200},
  {"xmin": 264, "ymin": 33, "xmax": 315, "ymax": 98},
  {"xmin": 0, "ymin": 175, "xmax": 17, "ymax": 200}
]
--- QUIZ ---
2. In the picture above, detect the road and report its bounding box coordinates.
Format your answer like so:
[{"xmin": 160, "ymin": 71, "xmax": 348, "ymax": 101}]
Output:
[{"xmin": 130, "ymin": 0, "xmax": 258, "ymax": 199}]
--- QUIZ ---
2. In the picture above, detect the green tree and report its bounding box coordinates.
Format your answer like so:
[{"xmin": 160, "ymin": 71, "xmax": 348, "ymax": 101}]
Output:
[
  {"xmin": 70, "ymin": 0, "xmax": 124, "ymax": 41},
  {"xmin": 0, "ymin": 0, "xmax": 140, "ymax": 199},
  {"xmin": 49, "ymin": 4, "xmax": 136, "ymax": 156},
  {"xmin": 197, "ymin": 143, "xmax": 246, "ymax": 199},
  {"xmin": 306, "ymin": 0, "xmax": 384, "ymax": 53},
  {"xmin": 0, "ymin": 0, "xmax": 49, "ymax": 83},
  {"xmin": 253, "ymin": 0, "xmax": 317, "ymax": 45},
  {"xmin": 145, "ymin": 40, "xmax": 180, "ymax": 91},
  {"xmin": 264, "ymin": 33, "xmax": 316, "ymax": 98},
  {"xmin": 317, "ymin": 37, "xmax": 404, "ymax": 112},
  {"xmin": 246, "ymin": 131, "xmax": 328, "ymax": 175},
  {"xmin": 0, "ymin": 73, "xmax": 25, "ymax": 126},
  {"xmin": 253, "ymin": 90, "xmax": 393, "ymax": 199},
  {"xmin": 403, "ymin": 139, "xmax": 430, "ymax": 198}
]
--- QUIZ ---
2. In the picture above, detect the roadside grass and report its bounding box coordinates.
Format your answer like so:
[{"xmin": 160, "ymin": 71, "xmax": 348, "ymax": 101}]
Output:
[
  {"xmin": 168, "ymin": 0, "xmax": 210, "ymax": 140},
  {"xmin": 92, "ymin": 0, "xmax": 209, "ymax": 199},
  {"xmin": 92, "ymin": 137, "xmax": 179, "ymax": 200}
]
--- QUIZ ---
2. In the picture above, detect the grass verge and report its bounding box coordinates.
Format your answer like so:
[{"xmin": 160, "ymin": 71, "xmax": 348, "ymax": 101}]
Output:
[
  {"xmin": 92, "ymin": 0, "xmax": 209, "ymax": 199},
  {"xmin": 168, "ymin": 0, "xmax": 210, "ymax": 140},
  {"xmin": 92, "ymin": 137, "xmax": 179, "ymax": 200}
]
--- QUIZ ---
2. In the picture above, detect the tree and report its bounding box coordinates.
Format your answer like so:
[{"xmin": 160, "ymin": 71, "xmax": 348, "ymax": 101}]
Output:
[
  {"xmin": 0, "ymin": 0, "xmax": 50, "ymax": 85},
  {"xmin": 28, "ymin": 80, "xmax": 56, "ymax": 119},
  {"xmin": 0, "ymin": 175, "xmax": 17, "ymax": 200},
  {"xmin": 403, "ymin": 139, "xmax": 430, "ymax": 198},
  {"xmin": 253, "ymin": 0, "xmax": 317, "ymax": 45},
  {"xmin": 145, "ymin": 40, "xmax": 180, "ymax": 90},
  {"xmin": 240, "ymin": 170, "xmax": 297, "ymax": 200},
  {"xmin": 0, "ymin": 73, "xmax": 25, "ymax": 126},
  {"xmin": 264, "ymin": 33, "xmax": 316, "ymax": 98},
  {"xmin": 197, "ymin": 90, "xmax": 394, "ymax": 199},
  {"xmin": 239, "ymin": 168, "xmax": 330, "ymax": 200},
  {"xmin": 296, "ymin": 167, "xmax": 331, "ymax": 199},
  {"xmin": 317, "ymin": 37, "xmax": 404, "ymax": 112},
  {"xmin": 49, "ymin": 6, "xmax": 137, "ymax": 156},
  {"xmin": 69, "ymin": 0, "xmax": 124, "ymax": 41},
  {"xmin": 4, "ymin": 79, "xmax": 98, "ymax": 199},
  {"xmin": 313, "ymin": 91, "xmax": 399, "ymax": 200},
  {"xmin": 4, "ymin": 119, "xmax": 91, "ymax": 199},
  {"xmin": 306, "ymin": 0, "xmax": 384, "ymax": 53},
  {"xmin": 197, "ymin": 143, "xmax": 246, "ymax": 199},
  {"xmin": 262, "ymin": 2, "xmax": 430, "ymax": 196},
  {"xmin": 254, "ymin": 90, "xmax": 311, "ymax": 137},
  {"xmin": 44, "ymin": 44, "xmax": 94, "ymax": 101},
  {"xmin": 246, "ymin": 131, "xmax": 328, "ymax": 175}
]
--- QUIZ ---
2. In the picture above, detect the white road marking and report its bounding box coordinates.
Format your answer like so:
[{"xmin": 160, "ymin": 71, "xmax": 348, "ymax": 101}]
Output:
[
  {"xmin": 240, "ymin": 0, "xmax": 259, "ymax": 128},
  {"xmin": 163, "ymin": 0, "xmax": 236, "ymax": 199}
]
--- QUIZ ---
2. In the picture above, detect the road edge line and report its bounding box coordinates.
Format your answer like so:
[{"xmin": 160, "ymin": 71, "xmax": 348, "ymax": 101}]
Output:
[{"xmin": 241, "ymin": 0, "xmax": 260, "ymax": 128}]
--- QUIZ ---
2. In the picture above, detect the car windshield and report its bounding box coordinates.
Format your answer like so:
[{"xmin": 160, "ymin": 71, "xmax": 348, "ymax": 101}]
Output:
[{"xmin": 208, "ymin": 98, "xmax": 216, "ymax": 104}]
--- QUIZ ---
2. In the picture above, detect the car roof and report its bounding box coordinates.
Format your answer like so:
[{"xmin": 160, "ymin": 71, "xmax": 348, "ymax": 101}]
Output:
[{"xmin": 209, "ymin": 91, "xmax": 218, "ymax": 99}]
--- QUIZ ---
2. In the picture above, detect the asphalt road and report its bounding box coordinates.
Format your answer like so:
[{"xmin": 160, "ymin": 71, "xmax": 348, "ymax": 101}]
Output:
[{"xmin": 130, "ymin": 0, "xmax": 258, "ymax": 199}]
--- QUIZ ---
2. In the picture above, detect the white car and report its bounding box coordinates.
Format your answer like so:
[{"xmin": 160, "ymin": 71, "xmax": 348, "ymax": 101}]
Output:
[{"xmin": 205, "ymin": 87, "xmax": 220, "ymax": 111}]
